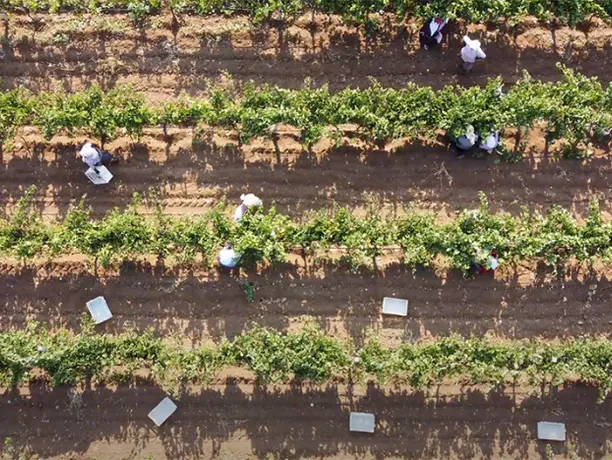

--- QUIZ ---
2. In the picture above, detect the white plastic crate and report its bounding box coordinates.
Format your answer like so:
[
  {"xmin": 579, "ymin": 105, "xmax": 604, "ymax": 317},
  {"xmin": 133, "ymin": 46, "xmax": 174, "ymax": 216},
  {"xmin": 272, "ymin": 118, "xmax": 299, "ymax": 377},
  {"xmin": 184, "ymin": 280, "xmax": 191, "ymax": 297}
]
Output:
[
  {"xmin": 85, "ymin": 166, "xmax": 113, "ymax": 185},
  {"xmin": 86, "ymin": 296, "xmax": 112, "ymax": 324},
  {"xmin": 349, "ymin": 412, "xmax": 375, "ymax": 433},
  {"xmin": 148, "ymin": 397, "xmax": 177, "ymax": 427},
  {"xmin": 382, "ymin": 297, "xmax": 408, "ymax": 316},
  {"xmin": 537, "ymin": 422, "xmax": 566, "ymax": 441}
]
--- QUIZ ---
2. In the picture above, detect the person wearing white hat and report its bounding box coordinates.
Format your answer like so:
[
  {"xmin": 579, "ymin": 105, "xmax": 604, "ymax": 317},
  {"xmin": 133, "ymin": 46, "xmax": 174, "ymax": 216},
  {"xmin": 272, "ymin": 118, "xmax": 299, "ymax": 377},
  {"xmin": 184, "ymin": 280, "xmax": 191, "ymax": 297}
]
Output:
[
  {"xmin": 479, "ymin": 131, "xmax": 499, "ymax": 154},
  {"xmin": 79, "ymin": 142, "xmax": 117, "ymax": 169},
  {"xmin": 218, "ymin": 244, "xmax": 241, "ymax": 269},
  {"xmin": 460, "ymin": 35, "xmax": 486, "ymax": 73},
  {"xmin": 453, "ymin": 125, "xmax": 478, "ymax": 158},
  {"xmin": 234, "ymin": 193, "xmax": 263, "ymax": 222}
]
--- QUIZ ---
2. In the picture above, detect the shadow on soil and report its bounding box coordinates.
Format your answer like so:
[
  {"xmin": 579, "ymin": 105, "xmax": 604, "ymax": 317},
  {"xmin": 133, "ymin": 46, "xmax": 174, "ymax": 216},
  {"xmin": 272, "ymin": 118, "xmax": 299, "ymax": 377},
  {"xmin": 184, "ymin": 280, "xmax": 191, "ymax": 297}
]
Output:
[
  {"xmin": 0, "ymin": 15, "xmax": 611, "ymax": 94},
  {"xmin": 0, "ymin": 379, "xmax": 611, "ymax": 459},
  {"xmin": 0, "ymin": 134, "xmax": 609, "ymax": 220},
  {"xmin": 1, "ymin": 260, "xmax": 611, "ymax": 345}
]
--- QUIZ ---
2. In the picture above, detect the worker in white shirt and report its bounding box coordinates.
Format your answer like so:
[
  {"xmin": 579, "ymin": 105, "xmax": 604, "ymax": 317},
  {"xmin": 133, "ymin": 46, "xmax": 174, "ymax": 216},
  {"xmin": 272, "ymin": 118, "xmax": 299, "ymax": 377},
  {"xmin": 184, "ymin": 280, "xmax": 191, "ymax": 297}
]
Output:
[
  {"xmin": 79, "ymin": 142, "xmax": 117, "ymax": 169},
  {"xmin": 479, "ymin": 131, "xmax": 499, "ymax": 153},
  {"xmin": 471, "ymin": 249, "xmax": 499, "ymax": 275},
  {"xmin": 218, "ymin": 244, "xmax": 241, "ymax": 269},
  {"xmin": 234, "ymin": 193, "xmax": 263, "ymax": 222},
  {"xmin": 460, "ymin": 35, "xmax": 486, "ymax": 73}
]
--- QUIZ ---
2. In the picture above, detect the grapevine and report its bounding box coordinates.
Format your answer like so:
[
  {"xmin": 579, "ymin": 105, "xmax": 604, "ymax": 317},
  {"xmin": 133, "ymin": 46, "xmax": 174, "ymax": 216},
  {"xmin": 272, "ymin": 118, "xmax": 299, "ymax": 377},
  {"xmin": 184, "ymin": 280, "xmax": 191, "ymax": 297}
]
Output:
[
  {"xmin": 0, "ymin": 66, "xmax": 609, "ymax": 157},
  {"xmin": 2, "ymin": 322, "xmax": 612, "ymax": 399},
  {"xmin": 1, "ymin": 189, "xmax": 611, "ymax": 270},
  {"xmin": 2, "ymin": 0, "xmax": 611, "ymax": 26},
  {"xmin": 0, "ymin": 67, "xmax": 612, "ymax": 158}
]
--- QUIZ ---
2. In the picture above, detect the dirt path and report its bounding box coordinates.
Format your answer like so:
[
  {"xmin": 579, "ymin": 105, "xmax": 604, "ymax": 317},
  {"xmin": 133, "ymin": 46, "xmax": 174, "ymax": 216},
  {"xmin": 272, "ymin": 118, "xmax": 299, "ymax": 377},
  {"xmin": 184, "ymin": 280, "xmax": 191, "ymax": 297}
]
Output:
[
  {"xmin": 0, "ymin": 14, "xmax": 611, "ymax": 99},
  {"xmin": 0, "ymin": 380, "xmax": 610, "ymax": 459},
  {"xmin": 1, "ymin": 129, "xmax": 610, "ymax": 220},
  {"xmin": 2, "ymin": 259, "xmax": 611, "ymax": 346}
]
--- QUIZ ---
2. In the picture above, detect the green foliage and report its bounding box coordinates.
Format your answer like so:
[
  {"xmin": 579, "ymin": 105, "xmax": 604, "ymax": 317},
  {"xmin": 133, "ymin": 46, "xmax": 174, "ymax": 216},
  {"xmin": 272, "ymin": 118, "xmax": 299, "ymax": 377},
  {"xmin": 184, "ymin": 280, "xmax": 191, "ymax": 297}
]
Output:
[
  {"xmin": 224, "ymin": 323, "xmax": 350, "ymax": 383},
  {"xmin": 364, "ymin": 335, "xmax": 612, "ymax": 396},
  {"xmin": 231, "ymin": 206, "xmax": 295, "ymax": 265},
  {"xmin": 395, "ymin": 212, "xmax": 440, "ymax": 267},
  {"xmin": 0, "ymin": 186, "xmax": 50, "ymax": 260},
  {"xmin": 298, "ymin": 203, "xmax": 395, "ymax": 267},
  {"xmin": 2, "ymin": 190, "xmax": 612, "ymax": 271},
  {"xmin": 240, "ymin": 280, "xmax": 255, "ymax": 303},
  {"xmin": 0, "ymin": 68, "xmax": 610, "ymax": 153},
  {"xmin": 33, "ymin": 85, "xmax": 150, "ymax": 144},
  {"xmin": 0, "ymin": 88, "xmax": 31, "ymax": 152},
  {"xmin": 544, "ymin": 443, "xmax": 554, "ymax": 459},
  {"xmin": 2, "ymin": 323, "xmax": 612, "ymax": 397},
  {"xmin": 2, "ymin": 0, "xmax": 611, "ymax": 25}
]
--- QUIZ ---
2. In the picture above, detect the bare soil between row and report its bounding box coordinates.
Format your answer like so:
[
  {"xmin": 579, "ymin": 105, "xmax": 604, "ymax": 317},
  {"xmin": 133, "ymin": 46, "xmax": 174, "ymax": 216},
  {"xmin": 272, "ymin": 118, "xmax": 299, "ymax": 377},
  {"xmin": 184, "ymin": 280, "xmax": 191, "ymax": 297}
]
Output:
[
  {"xmin": 0, "ymin": 14, "xmax": 611, "ymax": 98},
  {"xmin": 0, "ymin": 380, "xmax": 610, "ymax": 459},
  {"xmin": 2, "ymin": 258, "xmax": 611, "ymax": 346},
  {"xmin": 1, "ymin": 128, "xmax": 610, "ymax": 220}
]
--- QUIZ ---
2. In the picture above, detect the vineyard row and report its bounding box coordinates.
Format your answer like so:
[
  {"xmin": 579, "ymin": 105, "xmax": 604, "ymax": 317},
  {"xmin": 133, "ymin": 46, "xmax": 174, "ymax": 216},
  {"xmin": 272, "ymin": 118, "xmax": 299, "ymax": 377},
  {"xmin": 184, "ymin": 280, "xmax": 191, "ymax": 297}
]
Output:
[
  {"xmin": 3, "ymin": 322, "xmax": 612, "ymax": 397},
  {"xmin": 3, "ymin": 187, "xmax": 611, "ymax": 269},
  {"xmin": 5, "ymin": 0, "xmax": 612, "ymax": 27},
  {"xmin": 0, "ymin": 66, "xmax": 610, "ymax": 155}
]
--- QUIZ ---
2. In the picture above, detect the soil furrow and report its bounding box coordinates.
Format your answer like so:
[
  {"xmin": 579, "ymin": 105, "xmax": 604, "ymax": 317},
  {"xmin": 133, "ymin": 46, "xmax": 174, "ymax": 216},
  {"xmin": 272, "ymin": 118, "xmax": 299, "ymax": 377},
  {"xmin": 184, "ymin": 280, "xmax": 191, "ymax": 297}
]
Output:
[
  {"xmin": 0, "ymin": 14, "xmax": 611, "ymax": 98},
  {"xmin": 0, "ymin": 381, "xmax": 609, "ymax": 459},
  {"xmin": 1, "ymin": 131, "xmax": 610, "ymax": 219},
  {"xmin": 1, "ymin": 260, "xmax": 610, "ymax": 344}
]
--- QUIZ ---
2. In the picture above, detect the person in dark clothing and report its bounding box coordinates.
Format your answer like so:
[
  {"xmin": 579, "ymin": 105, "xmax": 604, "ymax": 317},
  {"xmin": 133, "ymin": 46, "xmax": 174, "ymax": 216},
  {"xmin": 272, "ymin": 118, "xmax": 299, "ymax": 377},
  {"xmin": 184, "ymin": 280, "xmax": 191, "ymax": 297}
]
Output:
[
  {"xmin": 470, "ymin": 249, "xmax": 499, "ymax": 275},
  {"xmin": 419, "ymin": 18, "xmax": 448, "ymax": 50}
]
